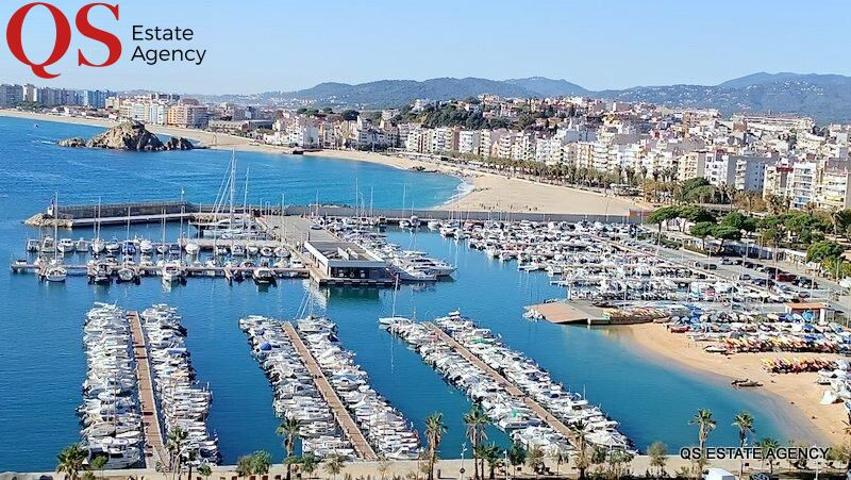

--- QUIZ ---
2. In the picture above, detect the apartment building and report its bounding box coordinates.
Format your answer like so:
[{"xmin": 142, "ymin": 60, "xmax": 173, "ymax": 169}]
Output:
[
  {"xmin": 814, "ymin": 160, "xmax": 851, "ymax": 210},
  {"xmin": 458, "ymin": 130, "xmax": 481, "ymax": 155},
  {"xmin": 789, "ymin": 162, "xmax": 818, "ymax": 209},
  {"xmin": 0, "ymin": 84, "xmax": 23, "ymax": 107},
  {"xmin": 763, "ymin": 164, "xmax": 793, "ymax": 199}
]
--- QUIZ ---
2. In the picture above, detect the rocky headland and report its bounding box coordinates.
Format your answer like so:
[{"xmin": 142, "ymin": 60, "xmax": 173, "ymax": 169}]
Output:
[{"xmin": 58, "ymin": 120, "xmax": 194, "ymax": 151}]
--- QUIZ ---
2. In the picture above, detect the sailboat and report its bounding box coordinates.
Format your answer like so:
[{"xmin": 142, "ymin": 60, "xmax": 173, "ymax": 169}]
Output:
[{"xmin": 41, "ymin": 194, "xmax": 67, "ymax": 282}]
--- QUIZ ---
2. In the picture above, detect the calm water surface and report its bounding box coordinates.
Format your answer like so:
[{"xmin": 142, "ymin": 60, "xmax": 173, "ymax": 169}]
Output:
[{"xmin": 0, "ymin": 117, "xmax": 800, "ymax": 471}]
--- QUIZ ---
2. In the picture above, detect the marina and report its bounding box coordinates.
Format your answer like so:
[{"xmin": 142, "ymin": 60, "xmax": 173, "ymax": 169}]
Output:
[{"xmin": 0, "ymin": 117, "xmax": 810, "ymax": 471}]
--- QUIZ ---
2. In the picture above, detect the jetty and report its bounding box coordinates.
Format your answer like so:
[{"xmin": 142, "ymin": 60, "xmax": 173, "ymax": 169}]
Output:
[
  {"xmin": 128, "ymin": 311, "xmax": 169, "ymax": 470},
  {"xmin": 423, "ymin": 323, "xmax": 579, "ymax": 445},
  {"xmin": 281, "ymin": 323, "xmax": 378, "ymax": 460}
]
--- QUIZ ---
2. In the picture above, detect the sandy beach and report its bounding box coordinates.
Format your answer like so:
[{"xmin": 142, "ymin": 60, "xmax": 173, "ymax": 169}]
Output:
[
  {"xmin": 621, "ymin": 323, "xmax": 845, "ymax": 446},
  {"xmin": 1, "ymin": 110, "xmax": 647, "ymax": 215}
]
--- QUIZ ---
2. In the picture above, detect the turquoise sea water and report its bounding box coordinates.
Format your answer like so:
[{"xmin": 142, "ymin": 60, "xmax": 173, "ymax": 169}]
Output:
[{"xmin": 0, "ymin": 116, "xmax": 805, "ymax": 471}]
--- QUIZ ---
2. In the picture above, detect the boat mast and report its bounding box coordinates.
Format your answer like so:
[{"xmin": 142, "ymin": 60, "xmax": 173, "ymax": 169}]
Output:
[
  {"xmin": 53, "ymin": 193, "xmax": 59, "ymax": 262},
  {"xmin": 229, "ymin": 150, "xmax": 236, "ymax": 227}
]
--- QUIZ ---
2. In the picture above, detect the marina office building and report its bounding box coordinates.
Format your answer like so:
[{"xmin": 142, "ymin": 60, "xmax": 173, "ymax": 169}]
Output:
[{"xmin": 303, "ymin": 241, "xmax": 392, "ymax": 283}]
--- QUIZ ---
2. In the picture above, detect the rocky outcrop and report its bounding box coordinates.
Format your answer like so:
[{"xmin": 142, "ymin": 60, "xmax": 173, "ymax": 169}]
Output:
[{"xmin": 58, "ymin": 121, "xmax": 194, "ymax": 151}]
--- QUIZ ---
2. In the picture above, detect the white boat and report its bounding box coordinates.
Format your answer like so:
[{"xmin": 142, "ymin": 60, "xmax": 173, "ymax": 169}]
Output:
[
  {"xmin": 57, "ymin": 238, "xmax": 76, "ymax": 254},
  {"xmin": 184, "ymin": 242, "xmax": 200, "ymax": 256},
  {"xmin": 91, "ymin": 238, "xmax": 105, "ymax": 254},
  {"xmin": 42, "ymin": 263, "xmax": 67, "ymax": 282},
  {"xmin": 117, "ymin": 266, "xmax": 138, "ymax": 283},
  {"xmin": 161, "ymin": 262, "xmax": 184, "ymax": 284},
  {"xmin": 139, "ymin": 240, "xmax": 154, "ymax": 255},
  {"xmin": 252, "ymin": 267, "xmax": 276, "ymax": 285}
]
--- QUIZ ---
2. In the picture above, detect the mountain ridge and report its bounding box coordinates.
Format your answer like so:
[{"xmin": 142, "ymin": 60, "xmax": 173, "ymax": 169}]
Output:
[{"xmin": 194, "ymin": 72, "xmax": 851, "ymax": 123}]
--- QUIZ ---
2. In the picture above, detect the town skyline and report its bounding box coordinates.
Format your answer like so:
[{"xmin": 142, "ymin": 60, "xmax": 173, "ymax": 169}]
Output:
[{"xmin": 1, "ymin": 0, "xmax": 850, "ymax": 93}]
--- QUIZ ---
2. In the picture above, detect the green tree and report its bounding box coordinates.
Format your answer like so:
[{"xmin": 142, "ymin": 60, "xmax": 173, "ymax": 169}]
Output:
[
  {"xmin": 710, "ymin": 225, "xmax": 741, "ymax": 253},
  {"xmin": 250, "ymin": 450, "xmax": 272, "ymax": 476},
  {"xmin": 571, "ymin": 420, "xmax": 591, "ymax": 480},
  {"xmin": 89, "ymin": 455, "xmax": 107, "ymax": 479},
  {"xmin": 300, "ymin": 453, "xmax": 319, "ymax": 479},
  {"xmin": 648, "ymin": 206, "xmax": 682, "ymax": 244},
  {"xmin": 277, "ymin": 417, "xmax": 301, "ymax": 480},
  {"xmin": 323, "ymin": 452, "xmax": 346, "ymax": 480},
  {"xmin": 732, "ymin": 412, "xmax": 755, "ymax": 478},
  {"xmin": 56, "ymin": 443, "xmax": 88, "ymax": 480},
  {"xmin": 236, "ymin": 455, "xmax": 253, "ymax": 479},
  {"xmin": 807, "ymin": 240, "xmax": 844, "ymax": 263},
  {"xmin": 550, "ymin": 446, "xmax": 569, "ymax": 477},
  {"xmin": 424, "ymin": 413, "xmax": 447, "ymax": 480},
  {"xmin": 167, "ymin": 426, "xmax": 189, "ymax": 478},
  {"xmin": 648, "ymin": 441, "xmax": 667, "ymax": 477},
  {"xmin": 689, "ymin": 409, "xmax": 716, "ymax": 465},
  {"xmin": 690, "ymin": 222, "xmax": 715, "ymax": 251},
  {"xmin": 464, "ymin": 404, "xmax": 489, "ymax": 479},
  {"xmin": 756, "ymin": 437, "xmax": 780, "ymax": 475},
  {"xmin": 507, "ymin": 441, "xmax": 526, "ymax": 479},
  {"xmin": 482, "ymin": 444, "xmax": 503, "ymax": 479},
  {"xmin": 198, "ymin": 463, "xmax": 213, "ymax": 480},
  {"xmin": 525, "ymin": 446, "xmax": 544, "ymax": 478}
]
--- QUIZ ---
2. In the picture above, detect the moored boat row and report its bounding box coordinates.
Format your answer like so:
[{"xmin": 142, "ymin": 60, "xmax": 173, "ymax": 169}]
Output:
[
  {"xmin": 79, "ymin": 303, "xmax": 143, "ymax": 469},
  {"xmin": 140, "ymin": 305, "xmax": 220, "ymax": 465},
  {"xmin": 240, "ymin": 316, "xmax": 356, "ymax": 459}
]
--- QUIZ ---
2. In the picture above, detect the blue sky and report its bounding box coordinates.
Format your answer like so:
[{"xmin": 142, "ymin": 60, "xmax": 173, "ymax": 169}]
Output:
[{"xmin": 0, "ymin": 0, "xmax": 848, "ymax": 94}]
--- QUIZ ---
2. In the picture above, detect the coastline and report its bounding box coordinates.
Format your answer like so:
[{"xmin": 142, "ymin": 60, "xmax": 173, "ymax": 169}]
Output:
[
  {"xmin": 0, "ymin": 109, "xmax": 647, "ymax": 215},
  {"xmin": 618, "ymin": 323, "xmax": 844, "ymax": 446}
]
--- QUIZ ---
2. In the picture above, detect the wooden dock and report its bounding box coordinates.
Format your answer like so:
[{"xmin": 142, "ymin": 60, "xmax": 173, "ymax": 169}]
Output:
[
  {"xmin": 128, "ymin": 311, "xmax": 169, "ymax": 470},
  {"xmin": 281, "ymin": 322, "xmax": 378, "ymax": 461},
  {"xmin": 425, "ymin": 324, "xmax": 579, "ymax": 446}
]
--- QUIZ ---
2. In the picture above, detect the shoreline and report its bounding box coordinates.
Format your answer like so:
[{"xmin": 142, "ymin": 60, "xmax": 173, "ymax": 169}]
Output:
[
  {"xmin": 1, "ymin": 109, "xmax": 647, "ymax": 215},
  {"xmin": 617, "ymin": 323, "xmax": 844, "ymax": 446}
]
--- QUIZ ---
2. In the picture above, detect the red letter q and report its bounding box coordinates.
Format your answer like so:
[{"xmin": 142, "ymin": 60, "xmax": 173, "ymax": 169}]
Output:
[{"xmin": 6, "ymin": 2, "xmax": 72, "ymax": 79}]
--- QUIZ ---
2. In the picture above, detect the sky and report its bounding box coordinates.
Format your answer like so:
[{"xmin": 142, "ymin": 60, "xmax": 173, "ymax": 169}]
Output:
[{"xmin": 0, "ymin": 0, "xmax": 849, "ymax": 94}]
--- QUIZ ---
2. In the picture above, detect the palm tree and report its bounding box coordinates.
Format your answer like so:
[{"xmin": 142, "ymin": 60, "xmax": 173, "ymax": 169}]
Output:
[
  {"xmin": 647, "ymin": 441, "xmax": 667, "ymax": 477},
  {"xmin": 424, "ymin": 412, "xmax": 447, "ymax": 480},
  {"xmin": 235, "ymin": 455, "xmax": 253, "ymax": 479},
  {"xmin": 56, "ymin": 443, "xmax": 88, "ymax": 480},
  {"xmin": 689, "ymin": 409, "xmax": 716, "ymax": 458},
  {"xmin": 464, "ymin": 405, "xmax": 489, "ymax": 479},
  {"xmin": 757, "ymin": 437, "xmax": 780, "ymax": 475},
  {"xmin": 525, "ymin": 446, "xmax": 544, "ymax": 478},
  {"xmin": 167, "ymin": 426, "xmax": 189, "ymax": 479},
  {"xmin": 198, "ymin": 464, "xmax": 213, "ymax": 480},
  {"xmin": 300, "ymin": 453, "xmax": 319, "ymax": 479},
  {"xmin": 549, "ymin": 446, "xmax": 569, "ymax": 477},
  {"xmin": 481, "ymin": 444, "xmax": 502, "ymax": 480},
  {"xmin": 732, "ymin": 412, "xmax": 755, "ymax": 478},
  {"xmin": 570, "ymin": 420, "xmax": 590, "ymax": 480},
  {"xmin": 89, "ymin": 454, "xmax": 107, "ymax": 479},
  {"xmin": 250, "ymin": 451, "xmax": 272, "ymax": 476},
  {"xmin": 277, "ymin": 417, "xmax": 301, "ymax": 480},
  {"xmin": 323, "ymin": 452, "xmax": 346, "ymax": 480},
  {"xmin": 507, "ymin": 441, "xmax": 526, "ymax": 479}
]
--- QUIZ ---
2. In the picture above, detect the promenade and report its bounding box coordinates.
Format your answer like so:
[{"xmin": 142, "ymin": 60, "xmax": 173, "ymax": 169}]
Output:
[
  {"xmin": 281, "ymin": 323, "xmax": 378, "ymax": 461},
  {"xmin": 128, "ymin": 311, "xmax": 169, "ymax": 470}
]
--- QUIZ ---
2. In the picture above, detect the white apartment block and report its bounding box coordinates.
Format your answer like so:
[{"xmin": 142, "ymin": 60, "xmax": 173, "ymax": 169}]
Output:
[
  {"xmin": 814, "ymin": 160, "xmax": 851, "ymax": 210},
  {"xmin": 789, "ymin": 161, "xmax": 818, "ymax": 209},
  {"xmin": 458, "ymin": 130, "xmax": 481, "ymax": 155}
]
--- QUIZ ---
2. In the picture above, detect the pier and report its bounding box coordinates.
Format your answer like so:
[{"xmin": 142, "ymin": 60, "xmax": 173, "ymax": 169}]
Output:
[
  {"xmin": 281, "ymin": 322, "xmax": 378, "ymax": 461},
  {"xmin": 128, "ymin": 311, "xmax": 169, "ymax": 470},
  {"xmin": 425, "ymin": 324, "xmax": 579, "ymax": 445}
]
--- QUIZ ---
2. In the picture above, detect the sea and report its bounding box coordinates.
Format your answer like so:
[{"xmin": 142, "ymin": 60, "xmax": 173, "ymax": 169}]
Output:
[{"xmin": 0, "ymin": 116, "xmax": 805, "ymax": 471}]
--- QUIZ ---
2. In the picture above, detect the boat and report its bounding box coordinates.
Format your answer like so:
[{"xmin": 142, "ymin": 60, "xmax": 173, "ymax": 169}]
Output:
[
  {"xmin": 139, "ymin": 239, "xmax": 153, "ymax": 255},
  {"xmin": 252, "ymin": 267, "xmax": 276, "ymax": 285},
  {"xmin": 57, "ymin": 238, "xmax": 76, "ymax": 254},
  {"xmin": 42, "ymin": 261, "xmax": 67, "ymax": 282},
  {"xmin": 161, "ymin": 262, "xmax": 185, "ymax": 285},
  {"xmin": 116, "ymin": 265, "xmax": 138, "ymax": 284},
  {"xmin": 184, "ymin": 242, "xmax": 200, "ymax": 256}
]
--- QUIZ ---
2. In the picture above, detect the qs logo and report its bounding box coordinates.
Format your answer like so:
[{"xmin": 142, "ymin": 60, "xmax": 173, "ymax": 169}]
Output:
[{"xmin": 5, "ymin": 2, "xmax": 122, "ymax": 79}]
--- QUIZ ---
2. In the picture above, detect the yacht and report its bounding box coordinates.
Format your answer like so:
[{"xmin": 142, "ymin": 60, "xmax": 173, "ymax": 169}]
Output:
[{"xmin": 252, "ymin": 266, "xmax": 276, "ymax": 285}]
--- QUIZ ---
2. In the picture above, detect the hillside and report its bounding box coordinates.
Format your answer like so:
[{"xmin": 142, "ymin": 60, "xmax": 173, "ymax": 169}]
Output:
[{"xmin": 192, "ymin": 73, "xmax": 851, "ymax": 123}]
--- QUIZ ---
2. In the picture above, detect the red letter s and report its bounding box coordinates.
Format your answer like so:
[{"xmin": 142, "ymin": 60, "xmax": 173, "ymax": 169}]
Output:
[
  {"xmin": 6, "ymin": 2, "xmax": 72, "ymax": 79},
  {"xmin": 76, "ymin": 3, "xmax": 121, "ymax": 67}
]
